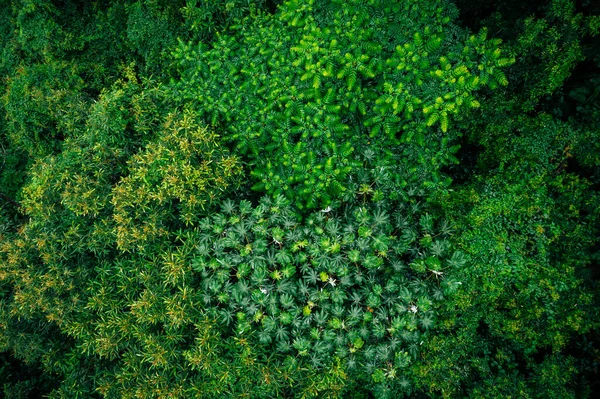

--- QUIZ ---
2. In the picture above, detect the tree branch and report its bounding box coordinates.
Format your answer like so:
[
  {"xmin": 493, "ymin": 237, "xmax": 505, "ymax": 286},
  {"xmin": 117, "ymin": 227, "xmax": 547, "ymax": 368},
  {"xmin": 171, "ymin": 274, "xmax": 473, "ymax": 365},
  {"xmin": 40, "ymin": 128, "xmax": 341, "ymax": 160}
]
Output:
[{"xmin": 0, "ymin": 191, "xmax": 21, "ymax": 208}]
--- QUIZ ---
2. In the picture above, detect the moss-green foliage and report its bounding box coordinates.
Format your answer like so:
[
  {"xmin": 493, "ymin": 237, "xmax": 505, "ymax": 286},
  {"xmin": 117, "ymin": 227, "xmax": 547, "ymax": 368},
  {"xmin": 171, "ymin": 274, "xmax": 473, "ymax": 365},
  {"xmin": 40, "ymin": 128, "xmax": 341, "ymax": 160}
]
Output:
[
  {"xmin": 173, "ymin": 0, "xmax": 512, "ymax": 209},
  {"xmin": 0, "ymin": 71, "xmax": 243, "ymax": 397},
  {"xmin": 0, "ymin": 0, "xmax": 598, "ymax": 398},
  {"xmin": 112, "ymin": 111, "xmax": 243, "ymax": 252}
]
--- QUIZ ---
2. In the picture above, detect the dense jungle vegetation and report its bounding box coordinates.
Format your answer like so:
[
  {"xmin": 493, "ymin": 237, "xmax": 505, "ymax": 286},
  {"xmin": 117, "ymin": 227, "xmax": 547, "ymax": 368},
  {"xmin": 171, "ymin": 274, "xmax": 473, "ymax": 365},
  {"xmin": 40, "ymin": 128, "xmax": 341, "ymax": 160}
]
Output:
[{"xmin": 0, "ymin": 0, "xmax": 599, "ymax": 397}]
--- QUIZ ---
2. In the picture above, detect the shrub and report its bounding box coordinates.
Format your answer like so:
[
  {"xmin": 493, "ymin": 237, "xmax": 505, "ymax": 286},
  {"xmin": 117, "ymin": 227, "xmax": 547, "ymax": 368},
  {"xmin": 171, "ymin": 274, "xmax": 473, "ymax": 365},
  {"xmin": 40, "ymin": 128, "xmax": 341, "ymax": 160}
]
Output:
[{"xmin": 173, "ymin": 0, "xmax": 513, "ymax": 208}]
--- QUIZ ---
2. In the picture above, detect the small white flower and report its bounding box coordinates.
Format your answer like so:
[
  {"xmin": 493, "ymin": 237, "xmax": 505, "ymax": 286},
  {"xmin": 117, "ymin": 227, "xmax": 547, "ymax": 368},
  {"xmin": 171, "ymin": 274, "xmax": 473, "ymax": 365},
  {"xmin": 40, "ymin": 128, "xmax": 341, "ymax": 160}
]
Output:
[
  {"xmin": 430, "ymin": 269, "xmax": 444, "ymax": 277},
  {"xmin": 327, "ymin": 277, "xmax": 337, "ymax": 287},
  {"xmin": 320, "ymin": 206, "xmax": 332, "ymax": 213},
  {"xmin": 385, "ymin": 367, "xmax": 396, "ymax": 379},
  {"xmin": 260, "ymin": 287, "xmax": 268, "ymax": 295},
  {"xmin": 409, "ymin": 305, "xmax": 418, "ymax": 314}
]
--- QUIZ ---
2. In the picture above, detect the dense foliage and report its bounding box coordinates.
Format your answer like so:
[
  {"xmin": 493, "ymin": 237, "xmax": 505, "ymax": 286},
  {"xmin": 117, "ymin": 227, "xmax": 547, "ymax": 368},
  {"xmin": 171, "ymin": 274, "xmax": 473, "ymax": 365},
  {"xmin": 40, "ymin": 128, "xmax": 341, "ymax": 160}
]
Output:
[
  {"xmin": 0, "ymin": 0, "xmax": 598, "ymax": 397},
  {"xmin": 173, "ymin": 0, "xmax": 512, "ymax": 209}
]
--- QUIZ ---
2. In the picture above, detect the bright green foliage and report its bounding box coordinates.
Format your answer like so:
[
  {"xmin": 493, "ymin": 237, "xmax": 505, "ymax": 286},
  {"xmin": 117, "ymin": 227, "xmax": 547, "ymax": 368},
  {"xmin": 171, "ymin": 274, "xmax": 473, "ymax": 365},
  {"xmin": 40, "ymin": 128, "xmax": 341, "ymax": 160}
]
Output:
[{"xmin": 173, "ymin": 0, "xmax": 512, "ymax": 208}]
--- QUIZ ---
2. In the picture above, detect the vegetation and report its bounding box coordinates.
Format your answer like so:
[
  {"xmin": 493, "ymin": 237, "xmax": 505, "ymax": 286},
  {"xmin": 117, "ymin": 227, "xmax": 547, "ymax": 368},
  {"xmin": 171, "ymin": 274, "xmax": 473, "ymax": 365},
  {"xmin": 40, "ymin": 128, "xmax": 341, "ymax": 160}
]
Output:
[{"xmin": 0, "ymin": 0, "xmax": 598, "ymax": 397}]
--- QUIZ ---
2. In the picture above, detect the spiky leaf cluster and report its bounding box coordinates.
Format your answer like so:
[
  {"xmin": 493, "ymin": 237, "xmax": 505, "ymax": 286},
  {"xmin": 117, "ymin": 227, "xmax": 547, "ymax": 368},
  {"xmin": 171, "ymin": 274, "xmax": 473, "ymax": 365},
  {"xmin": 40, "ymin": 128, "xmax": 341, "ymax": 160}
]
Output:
[{"xmin": 187, "ymin": 195, "xmax": 460, "ymax": 391}]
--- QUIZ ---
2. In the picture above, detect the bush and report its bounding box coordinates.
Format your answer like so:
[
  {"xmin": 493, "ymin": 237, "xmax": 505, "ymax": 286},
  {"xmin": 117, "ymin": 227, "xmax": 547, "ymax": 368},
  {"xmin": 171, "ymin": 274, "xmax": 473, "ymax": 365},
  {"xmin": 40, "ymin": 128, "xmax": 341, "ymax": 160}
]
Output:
[{"xmin": 173, "ymin": 0, "xmax": 513, "ymax": 208}]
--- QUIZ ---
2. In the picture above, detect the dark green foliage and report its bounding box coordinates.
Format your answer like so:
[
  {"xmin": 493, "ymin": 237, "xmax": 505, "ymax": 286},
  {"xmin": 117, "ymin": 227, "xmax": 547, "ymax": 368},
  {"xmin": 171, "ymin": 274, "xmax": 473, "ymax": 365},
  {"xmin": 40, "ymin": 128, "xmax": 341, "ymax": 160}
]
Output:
[
  {"xmin": 0, "ymin": 351, "xmax": 57, "ymax": 398},
  {"xmin": 456, "ymin": 0, "xmax": 593, "ymax": 111},
  {"xmin": 414, "ymin": 0, "xmax": 600, "ymax": 396},
  {"xmin": 415, "ymin": 151, "xmax": 599, "ymax": 395},
  {"xmin": 0, "ymin": 0, "xmax": 281, "ymax": 162},
  {"xmin": 187, "ymin": 195, "xmax": 458, "ymax": 394},
  {"xmin": 3, "ymin": 61, "xmax": 87, "ymax": 157}
]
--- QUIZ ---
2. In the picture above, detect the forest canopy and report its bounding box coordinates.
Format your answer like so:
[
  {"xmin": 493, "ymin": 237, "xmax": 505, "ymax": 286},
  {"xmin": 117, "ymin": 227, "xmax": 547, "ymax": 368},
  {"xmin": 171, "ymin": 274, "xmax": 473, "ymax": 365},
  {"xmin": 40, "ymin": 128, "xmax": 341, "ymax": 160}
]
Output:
[{"xmin": 0, "ymin": 0, "xmax": 598, "ymax": 398}]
